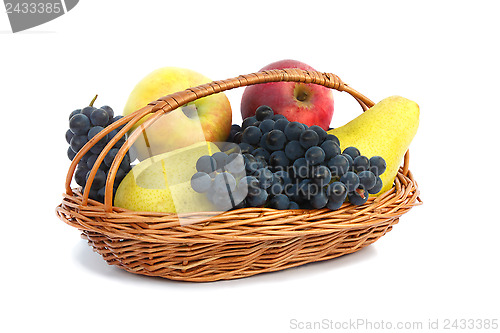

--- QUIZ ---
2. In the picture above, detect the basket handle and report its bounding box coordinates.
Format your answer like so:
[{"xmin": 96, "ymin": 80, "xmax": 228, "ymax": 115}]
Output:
[{"xmin": 65, "ymin": 68, "xmax": 409, "ymax": 212}]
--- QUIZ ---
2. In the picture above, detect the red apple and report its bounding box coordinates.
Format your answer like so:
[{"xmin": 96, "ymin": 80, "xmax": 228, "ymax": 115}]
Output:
[{"xmin": 240, "ymin": 59, "xmax": 334, "ymax": 130}]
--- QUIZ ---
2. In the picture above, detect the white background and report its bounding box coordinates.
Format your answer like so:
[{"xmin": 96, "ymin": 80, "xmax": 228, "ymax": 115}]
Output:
[{"xmin": 1, "ymin": 1, "xmax": 499, "ymax": 332}]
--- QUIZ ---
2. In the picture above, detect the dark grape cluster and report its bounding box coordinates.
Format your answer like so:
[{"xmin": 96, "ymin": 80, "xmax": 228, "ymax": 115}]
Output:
[
  {"xmin": 190, "ymin": 151, "xmax": 248, "ymax": 210},
  {"xmin": 194, "ymin": 105, "xmax": 387, "ymax": 211},
  {"xmin": 66, "ymin": 100, "xmax": 132, "ymax": 203}
]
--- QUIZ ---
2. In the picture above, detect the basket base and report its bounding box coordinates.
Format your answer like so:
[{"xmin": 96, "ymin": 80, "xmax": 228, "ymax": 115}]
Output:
[{"xmin": 81, "ymin": 218, "xmax": 398, "ymax": 282}]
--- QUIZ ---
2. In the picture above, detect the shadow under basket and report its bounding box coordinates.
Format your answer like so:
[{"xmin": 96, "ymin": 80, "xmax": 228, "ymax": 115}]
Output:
[{"xmin": 56, "ymin": 69, "xmax": 422, "ymax": 282}]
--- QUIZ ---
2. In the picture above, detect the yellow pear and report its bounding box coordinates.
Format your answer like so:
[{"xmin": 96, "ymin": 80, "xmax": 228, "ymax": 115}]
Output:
[
  {"xmin": 123, "ymin": 67, "xmax": 232, "ymax": 160},
  {"xmin": 114, "ymin": 141, "xmax": 220, "ymax": 213},
  {"xmin": 328, "ymin": 96, "xmax": 419, "ymax": 195}
]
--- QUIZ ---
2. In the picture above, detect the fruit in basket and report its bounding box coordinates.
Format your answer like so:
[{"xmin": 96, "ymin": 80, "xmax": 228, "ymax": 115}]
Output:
[
  {"xmin": 240, "ymin": 59, "xmax": 334, "ymax": 130},
  {"xmin": 328, "ymin": 96, "xmax": 419, "ymax": 194},
  {"xmin": 114, "ymin": 141, "xmax": 219, "ymax": 213},
  {"xmin": 123, "ymin": 67, "xmax": 232, "ymax": 160},
  {"xmin": 197, "ymin": 106, "xmax": 386, "ymax": 211},
  {"xmin": 66, "ymin": 97, "xmax": 132, "ymax": 203}
]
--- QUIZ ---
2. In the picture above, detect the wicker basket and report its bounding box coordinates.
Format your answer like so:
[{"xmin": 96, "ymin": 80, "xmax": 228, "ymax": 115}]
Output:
[{"xmin": 56, "ymin": 69, "xmax": 422, "ymax": 282}]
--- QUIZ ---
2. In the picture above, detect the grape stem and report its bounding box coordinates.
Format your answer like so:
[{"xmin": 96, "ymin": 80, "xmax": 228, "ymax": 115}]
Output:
[
  {"xmin": 355, "ymin": 187, "xmax": 367, "ymax": 199},
  {"xmin": 89, "ymin": 94, "xmax": 98, "ymax": 107}
]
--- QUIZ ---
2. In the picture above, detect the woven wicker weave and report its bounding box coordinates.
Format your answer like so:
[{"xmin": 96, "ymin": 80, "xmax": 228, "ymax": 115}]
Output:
[{"xmin": 56, "ymin": 69, "xmax": 422, "ymax": 282}]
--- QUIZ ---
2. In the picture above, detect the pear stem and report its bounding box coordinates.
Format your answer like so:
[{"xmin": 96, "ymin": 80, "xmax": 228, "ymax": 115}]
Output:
[{"xmin": 89, "ymin": 94, "xmax": 98, "ymax": 107}]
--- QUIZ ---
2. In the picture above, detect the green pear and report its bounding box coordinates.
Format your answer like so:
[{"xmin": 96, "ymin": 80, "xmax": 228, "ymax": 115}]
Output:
[
  {"xmin": 114, "ymin": 141, "xmax": 220, "ymax": 213},
  {"xmin": 328, "ymin": 96, "xmax": 419, "ymax": 195}
]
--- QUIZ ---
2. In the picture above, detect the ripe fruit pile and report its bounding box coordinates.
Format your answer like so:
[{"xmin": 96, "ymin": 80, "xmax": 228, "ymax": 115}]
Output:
[
  {"xmin": 63, "ymin": 63, "xmax": 419, "ymax": 217},
  {"xmin": 66, "ymin": 99, "xmax": 132, "ymax": 203},
  {"xmin": 192, "ymin": 105, "xmax": 386, "ymax": 211}
]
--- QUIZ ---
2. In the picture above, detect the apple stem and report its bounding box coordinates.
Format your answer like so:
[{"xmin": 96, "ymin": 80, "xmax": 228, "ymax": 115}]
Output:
[{"xmin": 89, "ymin": 94, "xmax": 98, "ymax": 107}]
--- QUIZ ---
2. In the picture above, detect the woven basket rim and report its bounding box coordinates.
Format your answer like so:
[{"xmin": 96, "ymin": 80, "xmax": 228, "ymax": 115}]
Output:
[{"xmin": 56, "ymin": 166, "xmax": 421, "ymax": 244}]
